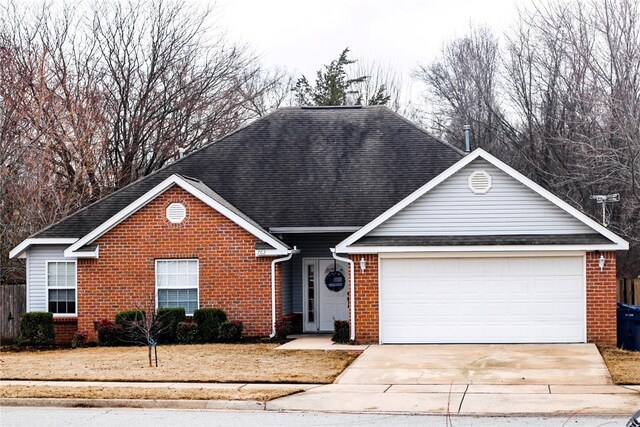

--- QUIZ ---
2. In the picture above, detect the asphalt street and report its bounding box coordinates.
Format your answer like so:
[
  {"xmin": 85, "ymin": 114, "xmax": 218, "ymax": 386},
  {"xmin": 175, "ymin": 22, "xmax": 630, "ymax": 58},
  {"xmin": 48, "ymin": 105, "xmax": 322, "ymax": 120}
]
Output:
[{"xmin": 0, "ymin": 407, "xmax": 632, "ymax": 427}]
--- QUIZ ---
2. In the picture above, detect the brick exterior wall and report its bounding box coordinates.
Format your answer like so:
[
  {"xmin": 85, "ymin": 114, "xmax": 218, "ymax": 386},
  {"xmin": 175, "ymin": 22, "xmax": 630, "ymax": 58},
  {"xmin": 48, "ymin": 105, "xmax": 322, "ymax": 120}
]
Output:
[
  {"xmin": 53, "ymin": 318, "xmax": 78, "ymax": 345},
  {"xmin": 350, "ymin": 254, "xmax": 379, "ymax": 344},
  {"xmin": 586, "ymin": 251, "xmax": 617, "ymax": 346},
  {"xmin": 76, "ymin": 185, "xmax": 281, "ymax": 341},
  {"xmin": 350, "ymin": 252, "xmax": 618, "ymax": 345}
]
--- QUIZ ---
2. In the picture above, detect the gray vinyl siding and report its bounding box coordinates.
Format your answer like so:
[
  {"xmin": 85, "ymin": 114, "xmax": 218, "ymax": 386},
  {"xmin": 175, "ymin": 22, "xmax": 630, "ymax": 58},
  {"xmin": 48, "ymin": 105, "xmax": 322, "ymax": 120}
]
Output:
[
  {"xmin": 282, "ymin": 233, "xmax": 351, "ymax": 313},
  {"xmin": 370, "ymin": 159, "xmax": 594, "ymax": 237},
  {"xmin": 26, "ymin": 245, "xmax": 73, "ymax": 312},
  {"xmin": 281, "ymin": 259, "xmax": 293, "ymax": 314}
]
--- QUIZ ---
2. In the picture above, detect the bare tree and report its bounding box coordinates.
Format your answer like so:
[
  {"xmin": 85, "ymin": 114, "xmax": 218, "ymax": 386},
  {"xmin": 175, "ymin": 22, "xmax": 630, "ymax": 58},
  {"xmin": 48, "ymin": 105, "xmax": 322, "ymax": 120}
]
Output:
[
  {"xmin": 416, "ymin": 25, "xmax": 505, "ymax": 152},
  {"xmin": 0, "ymin": 0, "xmax": 288, "ymax": 284},
  {"xmin": 416, "ymin": 1, "xmax": 640, "ymax": 275}
]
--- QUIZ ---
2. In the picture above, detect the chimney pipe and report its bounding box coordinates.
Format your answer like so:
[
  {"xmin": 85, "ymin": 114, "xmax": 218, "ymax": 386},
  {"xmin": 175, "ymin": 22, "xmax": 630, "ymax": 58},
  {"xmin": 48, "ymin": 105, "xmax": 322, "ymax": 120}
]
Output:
[
  {"xmin": 178, "ymin": 147, "xmax": 186, "ymax": 159},
  {"xmin": 463, "ymin": 125, "xmax": 471, "ymax": 153}
]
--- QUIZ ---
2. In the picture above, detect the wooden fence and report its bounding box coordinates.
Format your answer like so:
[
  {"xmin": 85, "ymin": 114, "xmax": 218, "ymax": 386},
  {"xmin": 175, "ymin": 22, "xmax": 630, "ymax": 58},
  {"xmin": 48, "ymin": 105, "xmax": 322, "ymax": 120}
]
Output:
[
  {"xmin": 617, "ymin": 278, "xmax": 640, "ymax": 306},
  {"xmin": 0, "ymin": 283, "xmax": 26, "ymax": 344}
]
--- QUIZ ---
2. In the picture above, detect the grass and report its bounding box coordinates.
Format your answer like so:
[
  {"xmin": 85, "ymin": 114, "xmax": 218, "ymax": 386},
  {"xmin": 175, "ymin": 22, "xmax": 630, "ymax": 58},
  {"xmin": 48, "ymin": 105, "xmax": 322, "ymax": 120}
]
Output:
[
  {"xmin": 599, "ymin": 346, "xmax": 640, "ymax": 384},
  {"xmin": 0, "ymin": 385, "xmax": 301, "ymax": 401},
  {"xmin": 0, "ymin": 343, "xmax": 359, "ymax": 384}
]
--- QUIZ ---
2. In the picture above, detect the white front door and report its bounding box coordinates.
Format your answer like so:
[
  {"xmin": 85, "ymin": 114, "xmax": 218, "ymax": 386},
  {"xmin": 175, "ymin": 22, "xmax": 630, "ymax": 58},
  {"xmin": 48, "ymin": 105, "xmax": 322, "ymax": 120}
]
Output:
[{"xmin": 303, "ymin": 258, "xmax": 349, "ymax": 332}]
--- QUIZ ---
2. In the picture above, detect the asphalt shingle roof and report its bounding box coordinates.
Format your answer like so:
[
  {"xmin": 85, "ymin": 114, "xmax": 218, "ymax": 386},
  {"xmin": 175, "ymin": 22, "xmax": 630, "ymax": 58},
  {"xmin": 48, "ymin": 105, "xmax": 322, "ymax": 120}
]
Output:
[{"xmin": 35, "ymin": 106, "xmax": 463, "ymax": 239}]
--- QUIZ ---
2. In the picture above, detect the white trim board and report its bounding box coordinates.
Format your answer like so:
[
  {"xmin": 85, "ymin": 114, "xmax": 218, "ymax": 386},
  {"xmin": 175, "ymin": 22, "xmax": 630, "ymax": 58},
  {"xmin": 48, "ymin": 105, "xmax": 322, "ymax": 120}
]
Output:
[
  {"xmin": 336, "ymin": 148, "xmax": 629, "ymax": 253},
  {"xmin": 269, "ymin": 227, "xmax": 360, "ymax": 234},
  {"xmin": 9, "ymin": 238, "xmax": 78, "ymax": 259},
  {"xmin": 62, "ymin": 174, "xmax": 289, "ymax": 258}
]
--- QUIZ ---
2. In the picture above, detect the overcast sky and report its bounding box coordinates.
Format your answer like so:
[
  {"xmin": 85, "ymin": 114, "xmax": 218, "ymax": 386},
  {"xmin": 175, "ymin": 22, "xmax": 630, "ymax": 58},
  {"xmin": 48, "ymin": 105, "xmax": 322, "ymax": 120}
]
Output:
[{"xmin": 215, "ymin": 0, "xmax": 526, "ymax": 84}]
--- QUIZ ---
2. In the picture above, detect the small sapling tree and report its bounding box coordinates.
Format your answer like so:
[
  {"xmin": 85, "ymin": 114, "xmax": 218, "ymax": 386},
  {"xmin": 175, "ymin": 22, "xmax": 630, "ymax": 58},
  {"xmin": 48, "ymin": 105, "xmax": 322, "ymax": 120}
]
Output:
[{"xmin": 118, "ymin": 297, "xmax": 169, "ymax": 367}]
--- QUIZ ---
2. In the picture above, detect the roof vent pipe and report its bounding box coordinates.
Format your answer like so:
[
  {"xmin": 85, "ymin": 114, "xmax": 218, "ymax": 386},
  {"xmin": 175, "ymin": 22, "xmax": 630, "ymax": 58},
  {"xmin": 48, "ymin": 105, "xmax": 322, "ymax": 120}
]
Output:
[
  {"xmin": 178, "ymin": 147, "xmax": 186, "ymax": 159},
  {"xmin": 463, "ymin": 125, "xmax": 471, "ymax": 153}
]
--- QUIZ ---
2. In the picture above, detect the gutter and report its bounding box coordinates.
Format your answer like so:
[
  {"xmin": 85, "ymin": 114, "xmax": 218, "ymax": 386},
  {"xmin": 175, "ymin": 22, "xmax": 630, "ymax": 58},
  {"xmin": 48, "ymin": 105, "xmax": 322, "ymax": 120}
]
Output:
[
  {"xmin": 270, "ymin": 247, "xmax": 299, "ymax": 338},
  {"xmin": 330, "ymin": 248, "xmax": 355, "ymax": 342}
]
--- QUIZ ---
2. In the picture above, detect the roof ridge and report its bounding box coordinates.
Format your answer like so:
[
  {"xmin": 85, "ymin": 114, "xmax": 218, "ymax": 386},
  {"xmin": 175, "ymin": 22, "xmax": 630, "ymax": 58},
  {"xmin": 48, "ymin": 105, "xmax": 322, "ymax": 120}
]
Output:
[
  {"xmin": 382, "ymin": 108, "xmax": 466, "ymax": 156},
  {"xmin": 31, "ymin": 108, "xmax": 285, "ymax": 239}
]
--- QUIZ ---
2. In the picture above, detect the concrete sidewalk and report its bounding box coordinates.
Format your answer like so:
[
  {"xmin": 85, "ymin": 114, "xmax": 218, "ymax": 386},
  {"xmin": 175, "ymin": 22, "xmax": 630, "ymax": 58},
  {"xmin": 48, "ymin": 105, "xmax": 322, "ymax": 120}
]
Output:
[
  {"xmin": 268, "ymin": 383, "xmax": 640, "ymax": 415},
  {"xmin": 2, "ymin": 380, "xmax": 639, "ymax": 415}
]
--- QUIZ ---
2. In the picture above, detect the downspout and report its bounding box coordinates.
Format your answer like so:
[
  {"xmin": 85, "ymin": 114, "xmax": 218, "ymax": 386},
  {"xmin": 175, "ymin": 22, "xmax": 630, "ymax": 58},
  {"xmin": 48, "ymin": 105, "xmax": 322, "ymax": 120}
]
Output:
[
  {"xmin": 270, "ymin": 247, "xmax": 298, "ymax": 338},
  {"xmin": 331, "ymin": 248, "xmax": 355, "ymax": 342}
]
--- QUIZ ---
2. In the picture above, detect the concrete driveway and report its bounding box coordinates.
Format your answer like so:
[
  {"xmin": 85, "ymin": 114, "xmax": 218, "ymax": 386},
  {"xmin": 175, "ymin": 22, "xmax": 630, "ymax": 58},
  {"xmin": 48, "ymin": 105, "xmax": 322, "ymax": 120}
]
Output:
[
  {"xmin": 335, "ymin": 344, "xmax": 613, "ymax": 385},
  {"xmin": 269, "ymin": 344, "xmax": 640, "ymax": 414}
]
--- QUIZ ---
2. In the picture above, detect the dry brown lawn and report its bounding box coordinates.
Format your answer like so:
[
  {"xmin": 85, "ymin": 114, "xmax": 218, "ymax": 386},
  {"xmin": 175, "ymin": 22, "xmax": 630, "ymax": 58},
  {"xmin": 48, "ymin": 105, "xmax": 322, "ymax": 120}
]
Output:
[
  {"xmin": 599, "ymin": 346, "xmax": 640, "ymax": 384},
  {"xmin": 0, "ymin": 385, "xmax": 300, "ymax": 401},
  {"xmin": 0, "ymin": 344, "xmax": 359, "ymax": 384}
]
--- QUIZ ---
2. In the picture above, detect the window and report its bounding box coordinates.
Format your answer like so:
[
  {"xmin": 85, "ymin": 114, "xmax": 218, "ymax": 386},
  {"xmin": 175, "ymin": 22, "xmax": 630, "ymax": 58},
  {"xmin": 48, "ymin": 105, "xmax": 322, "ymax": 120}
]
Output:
[
  {"xmin": 47, "ymin": 261, "xmax": 77, "ymax": 315},
  {"xmin": 156, "ymin": 259, "xmax": 198, "ymax": 314}
]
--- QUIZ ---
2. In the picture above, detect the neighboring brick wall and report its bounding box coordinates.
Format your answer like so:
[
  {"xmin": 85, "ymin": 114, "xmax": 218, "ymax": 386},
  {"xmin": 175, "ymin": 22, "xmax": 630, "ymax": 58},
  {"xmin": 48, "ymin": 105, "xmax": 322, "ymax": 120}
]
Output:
[
  {"xmin": 350, "ymin": 254, "xmax": 379, "ymax": 343},
  {"xmin": 77, "ymin": 185, "xmax": 281, "ymax": 341},
  {"xmin": 586, "ymin": 251, "xmax": 617, "ymax": 346},
  {"xmin": 53, "ymin": 318, "xmax": 78, "ymax": 345}
]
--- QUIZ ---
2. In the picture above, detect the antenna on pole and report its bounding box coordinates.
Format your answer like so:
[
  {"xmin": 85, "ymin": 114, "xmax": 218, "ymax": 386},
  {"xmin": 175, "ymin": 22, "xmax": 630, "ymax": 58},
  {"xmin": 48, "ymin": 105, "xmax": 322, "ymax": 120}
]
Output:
[{"xmin": 590, "ymin": 193, "xmax": 620, "ymax": 226}]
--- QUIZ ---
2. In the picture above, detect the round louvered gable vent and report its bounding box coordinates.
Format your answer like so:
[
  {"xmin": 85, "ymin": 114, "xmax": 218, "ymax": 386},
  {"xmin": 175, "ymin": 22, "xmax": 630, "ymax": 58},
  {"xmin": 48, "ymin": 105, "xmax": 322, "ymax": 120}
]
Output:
[
  {"xmin": 166, "ymin": 202, "xmax": 186, "ymax": 223},
  {"xmin": 468, "ymin": 170, "xmax": 492, "ymax": 194}
]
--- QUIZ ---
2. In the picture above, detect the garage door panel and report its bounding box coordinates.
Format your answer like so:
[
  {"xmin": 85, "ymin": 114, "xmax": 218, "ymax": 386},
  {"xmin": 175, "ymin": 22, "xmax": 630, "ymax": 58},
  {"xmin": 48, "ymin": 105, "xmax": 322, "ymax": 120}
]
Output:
[{"xmin": 380, "ymin": 256, "xmax": 585, "ymax": 344}]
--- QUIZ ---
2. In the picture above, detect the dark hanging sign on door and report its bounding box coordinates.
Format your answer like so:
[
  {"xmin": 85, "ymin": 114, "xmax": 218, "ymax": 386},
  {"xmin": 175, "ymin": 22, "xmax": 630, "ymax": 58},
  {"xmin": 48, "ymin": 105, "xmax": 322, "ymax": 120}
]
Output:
[{"xmin": 325, "ymin": 270, "xmax": 346, "ymax": 292}]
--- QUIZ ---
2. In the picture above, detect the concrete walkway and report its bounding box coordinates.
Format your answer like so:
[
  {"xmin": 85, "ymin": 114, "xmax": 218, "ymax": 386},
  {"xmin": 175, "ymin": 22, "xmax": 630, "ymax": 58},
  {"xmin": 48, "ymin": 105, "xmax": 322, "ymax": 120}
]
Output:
[{"xmin": 276, "ymin": 334, "xmax": 369, "ymax": 351}]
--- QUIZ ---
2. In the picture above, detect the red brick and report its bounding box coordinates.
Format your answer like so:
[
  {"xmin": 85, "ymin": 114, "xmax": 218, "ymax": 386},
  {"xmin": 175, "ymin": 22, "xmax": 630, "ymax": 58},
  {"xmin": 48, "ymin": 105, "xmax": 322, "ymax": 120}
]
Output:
[{"xmin": 75, "ymin": 185, "xmax": 282, "ymax": 342}]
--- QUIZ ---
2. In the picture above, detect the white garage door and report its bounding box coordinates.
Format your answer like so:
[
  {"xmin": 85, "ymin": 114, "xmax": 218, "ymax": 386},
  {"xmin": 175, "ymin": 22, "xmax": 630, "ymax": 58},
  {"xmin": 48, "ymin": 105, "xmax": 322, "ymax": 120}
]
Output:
[{"xmin": 380, "ymin": 256, "xmax": 585, "ymax": 344}]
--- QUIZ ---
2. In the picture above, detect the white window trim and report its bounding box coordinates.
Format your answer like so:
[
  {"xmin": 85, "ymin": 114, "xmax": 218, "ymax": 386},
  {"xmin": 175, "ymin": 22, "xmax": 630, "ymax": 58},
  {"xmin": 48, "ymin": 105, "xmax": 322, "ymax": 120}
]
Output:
[
  {"xmin": 45, "ymin": 260, "xmax": 78, "ymax": 318},
  {"xmin": 154, "ymin": 259, "xmax": 199, "ymax": 315}
]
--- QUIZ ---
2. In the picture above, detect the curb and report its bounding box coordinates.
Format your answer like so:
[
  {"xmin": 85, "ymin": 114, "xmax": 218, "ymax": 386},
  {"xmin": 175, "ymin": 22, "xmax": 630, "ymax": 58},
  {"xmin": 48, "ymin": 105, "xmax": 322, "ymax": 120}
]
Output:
[{"xmin": 0, "ymin": 398, "xmax": 265, "ymax": 411}]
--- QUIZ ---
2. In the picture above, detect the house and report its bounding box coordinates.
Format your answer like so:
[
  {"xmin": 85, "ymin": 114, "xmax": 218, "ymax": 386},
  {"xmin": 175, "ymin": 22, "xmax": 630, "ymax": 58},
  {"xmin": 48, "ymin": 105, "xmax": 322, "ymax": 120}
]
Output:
[{"xmin": 10, "ymin": 106, "xmax": 628, "ymax": 345}]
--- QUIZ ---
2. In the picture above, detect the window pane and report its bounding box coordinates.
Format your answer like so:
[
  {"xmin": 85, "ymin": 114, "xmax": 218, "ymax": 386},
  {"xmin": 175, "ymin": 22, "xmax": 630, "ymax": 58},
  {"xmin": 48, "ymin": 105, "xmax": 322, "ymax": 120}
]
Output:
[
  {"xmin": 66, "ymin": 263, "xmax": 75, "ymax": 286},
  {"xmin": 48, "ymin": 262, "xmax": 76, "ymax": 288},
  {"xmin": 56, "ymin": 263, "xmax": 67, "ymax": 285},
  {"xmin": 157, "ymin": 288, "xmax": 197, "ymax": 314},
  {"xmin": 177, "ymin": 261, "xmax": 189, "ymax": 277},
  {"xmin": 188, "ymin": 260, "xmax": 198, "ymax": 275},
  {"xmin": 48, "ymin": 289, "xmax": 75, "ymax": 314},
  {"xmin": 47, "ymin": 263, "xmax": 57, "ymax": 287},
  {"xmin": 157, "ymin": 261, "xmax": 167, "ymax": 275}
]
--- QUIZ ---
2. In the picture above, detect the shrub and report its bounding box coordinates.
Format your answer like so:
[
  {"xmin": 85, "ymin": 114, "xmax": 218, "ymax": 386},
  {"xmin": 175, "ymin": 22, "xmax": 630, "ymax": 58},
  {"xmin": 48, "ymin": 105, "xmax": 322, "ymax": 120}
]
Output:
[
  {"xmin": 96, "ymin": 319, "xmax": 125, "ymax": 346},
  {"xmin": 274, "ymin": 319, "xmax": 292, "ymax": 341},
  {"xmin": 193, "ymin": 308, "xmax": 227, "ymax": 343},
  {"xmin": 115, "ymin": 309, "xmax": 146, "ymax": 325},
  {"xmin": 157, "ymin": 307, "xmax": 186, "ymax": 344},
  {"xmin": 115, "ymin": 309, "xmax": 146, "ymax": 341},
  {"xmin": 176, "ymin": 322, "xmax": 198, "ymax": 344},
  {"xmin": 218, "ymin": 321, "xmax": 244, "ymax": 343},
  {"xmin": 332, "ymin": 320, "xmax": 350, "ymax": 343},
  {"xmin": 71, "ymin": 331, "xmax": 87, "ymax": 348},
  {"xmin": 16, "ymin": 312, "xmax": 55, "ymax": 346}
]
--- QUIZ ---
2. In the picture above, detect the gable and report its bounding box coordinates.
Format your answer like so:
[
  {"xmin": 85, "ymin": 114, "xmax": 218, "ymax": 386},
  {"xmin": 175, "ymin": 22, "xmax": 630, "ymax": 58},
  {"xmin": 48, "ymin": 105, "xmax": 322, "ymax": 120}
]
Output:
[
  {"xmin": 61, "ymin": 174, "xmax": 289, "ymax": 258},
  {"xmin": 367, "ymin": 159, "xmax": 594, "ymax": 237}
]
